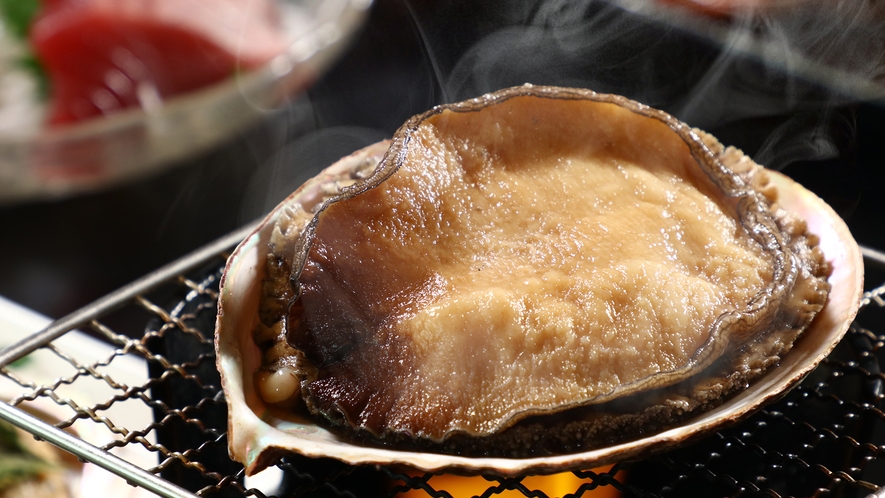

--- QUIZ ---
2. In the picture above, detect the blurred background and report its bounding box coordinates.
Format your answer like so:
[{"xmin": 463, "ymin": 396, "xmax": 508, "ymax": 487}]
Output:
[
  {"xmin": 0, "ymin": 1, "xmax": 884, "ymax": 497},
  {"xmin": 0, "ymin": 0, "xmax": 882, "ymax": 325}
]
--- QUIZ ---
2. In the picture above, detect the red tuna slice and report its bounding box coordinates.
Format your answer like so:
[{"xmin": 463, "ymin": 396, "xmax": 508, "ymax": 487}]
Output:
[{"xmin": 31, "ymin": 0, "xmax": 289, "ymax": 125}]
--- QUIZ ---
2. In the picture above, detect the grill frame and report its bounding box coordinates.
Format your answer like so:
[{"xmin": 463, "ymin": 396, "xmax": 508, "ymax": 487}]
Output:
[{"xmin": 0, "ymin": 224, "xmax": 883, "ymax": 497}]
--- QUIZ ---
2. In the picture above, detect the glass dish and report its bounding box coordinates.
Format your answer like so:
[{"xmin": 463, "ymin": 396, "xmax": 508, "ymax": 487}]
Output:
[{"xmin": 0, "ymin": 0, "xmax": 371, "ymax": 204}]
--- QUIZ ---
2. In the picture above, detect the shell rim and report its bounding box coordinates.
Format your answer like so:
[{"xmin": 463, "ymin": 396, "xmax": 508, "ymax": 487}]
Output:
[{"xmin": 215, "ymin": 120, "xmax": 863, "ymax": 479}]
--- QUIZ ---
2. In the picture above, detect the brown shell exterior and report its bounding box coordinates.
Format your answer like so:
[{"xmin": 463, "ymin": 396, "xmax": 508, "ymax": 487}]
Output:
[{"xmin": 254, "ymin": 85, "xmax": 832, "ymax": 455}]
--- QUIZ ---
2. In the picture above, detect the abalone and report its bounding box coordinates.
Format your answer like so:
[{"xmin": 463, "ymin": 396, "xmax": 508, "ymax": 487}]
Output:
[{"xmin": 216, "ymin": 85, "xmax": 862, "ymax": 475}]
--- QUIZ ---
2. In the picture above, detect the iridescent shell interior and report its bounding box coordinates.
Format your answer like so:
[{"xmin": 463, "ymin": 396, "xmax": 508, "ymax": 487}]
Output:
[{"xmin": 215, "ymin": 86, "xmax": 863, "ymax": 476}]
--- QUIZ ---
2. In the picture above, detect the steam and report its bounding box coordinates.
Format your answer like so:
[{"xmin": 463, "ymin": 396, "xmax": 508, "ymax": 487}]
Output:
[
  {"xmin": 439, "ymin": 1, "xmax": 685, "ymax": 106},
  {"xmin": 406, "ymin": 0, "xmax": 883, "ymax": 171},
  {"xmin": 247, "ymin": 0, "xmax": 881, "ymax": 219},
  {"xmin": 239, "ymin": 102, "xmax": 387, "ymax": 221},
  {"xmin": 756, "ymin": 0, "xmax": 885, "ymax": 88}
]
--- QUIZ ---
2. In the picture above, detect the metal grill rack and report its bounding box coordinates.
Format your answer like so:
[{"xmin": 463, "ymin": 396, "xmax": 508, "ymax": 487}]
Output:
[{"xmin": 1, "ymin": 225, "xmax": 884, "ymax": 498}]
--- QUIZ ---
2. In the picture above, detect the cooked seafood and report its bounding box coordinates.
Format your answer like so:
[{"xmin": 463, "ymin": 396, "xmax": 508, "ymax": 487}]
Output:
[{"xmin": 216, "ymin": 85, "xmax": 861, "ymax": 474}]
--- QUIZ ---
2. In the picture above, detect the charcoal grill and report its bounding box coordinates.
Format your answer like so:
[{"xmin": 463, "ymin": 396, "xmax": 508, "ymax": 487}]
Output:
[
  {"xmin": 2, "ymin": 0, "xmax": 885, "ymax": 496},
  {"xmin": 0, "ymin": 227, "xmax": 883, "ymax": 498}
]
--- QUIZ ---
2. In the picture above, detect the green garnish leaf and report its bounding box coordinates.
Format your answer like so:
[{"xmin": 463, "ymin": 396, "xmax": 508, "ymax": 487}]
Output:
[
  {"xmin": 0, "ymin": 419, "xmax": 57, "ymax": 490},
  {"xmin": 0, "ymin": 418, "xmax": 29, "ymax": 454},
  {"xmin": 0, "ymin": 0, "xmax": 50, "ymax": 100},
  {"xmin": 18, "ymin": 53, "xmax": 48, "ymax": 100},
  {"xmin": 0, "ymin": 345, "xmax": 33, "ymax": 370},
  {"xmin": 0, "ymin": 454, "xmax": 53, "ymax": 489},
  {"xmin": 0, "ymin": 0, "xmax": 40, "ymax": 39}
]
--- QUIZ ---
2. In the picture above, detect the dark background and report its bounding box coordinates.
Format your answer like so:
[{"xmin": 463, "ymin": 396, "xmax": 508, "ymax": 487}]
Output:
[{"xmin": 1, "ymin": 0, "xmax": 883, "ymax": 324}]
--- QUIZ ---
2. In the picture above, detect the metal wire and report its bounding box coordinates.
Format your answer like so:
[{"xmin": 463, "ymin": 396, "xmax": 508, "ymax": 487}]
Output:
[
  {"xmin": 0, "ymin": 235, "xmax": 883, "ymax": 497},
  {"xmin": 0, "ymin": 221, "xmax": 259, "ymax": 369}
]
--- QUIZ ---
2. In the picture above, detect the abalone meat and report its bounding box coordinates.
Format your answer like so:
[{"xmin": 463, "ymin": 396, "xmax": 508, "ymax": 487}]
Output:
[{"xmin": 216, "ymin": 85, "xmax": 862, "ymax": 475}]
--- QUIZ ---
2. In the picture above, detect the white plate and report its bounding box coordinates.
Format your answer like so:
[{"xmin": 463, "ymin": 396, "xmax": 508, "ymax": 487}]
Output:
[{"xmin": 0, "ymin": 295, "xmax": 155, "ymax": 497}]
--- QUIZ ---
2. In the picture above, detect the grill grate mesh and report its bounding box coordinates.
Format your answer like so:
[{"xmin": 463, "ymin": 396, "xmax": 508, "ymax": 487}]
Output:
[{"xmin": 0, "ymin": 242, "xmax": 883, "ymax": 498}]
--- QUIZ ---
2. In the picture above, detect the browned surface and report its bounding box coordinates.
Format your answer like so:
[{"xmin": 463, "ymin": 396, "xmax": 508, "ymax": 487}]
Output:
[{"xmin": 292, "ymin": 95, "xmax": 779, "ymax": 440}]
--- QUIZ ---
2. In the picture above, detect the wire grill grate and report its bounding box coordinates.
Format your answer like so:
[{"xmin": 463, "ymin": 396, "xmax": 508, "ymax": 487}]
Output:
[{"xmin": 0, "ymin": 235, "xmax": 883, "ymax": 498}]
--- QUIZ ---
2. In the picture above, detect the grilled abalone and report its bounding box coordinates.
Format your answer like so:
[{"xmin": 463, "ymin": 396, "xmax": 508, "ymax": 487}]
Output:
[{"xmin": 216, "ymin": 85, "xmax": 862, "ymax": 475}]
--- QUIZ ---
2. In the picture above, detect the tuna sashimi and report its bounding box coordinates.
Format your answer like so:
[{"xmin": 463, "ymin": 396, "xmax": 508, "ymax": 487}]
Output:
[{"xmin": 31, "ymin": 0, "xmax": 289, "ymax": 125}]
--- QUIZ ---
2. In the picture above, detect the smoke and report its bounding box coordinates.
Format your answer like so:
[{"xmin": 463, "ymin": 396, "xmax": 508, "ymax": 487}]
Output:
[
  {"xmin": 244, "ymin": 0, "xmax": 878, "ymax": 221},
  {"xmin": 756, "ymin": 0, "xmax": 885, "ymax": 88},
  {"xmin": 239, "ymin": 112, "xmax": 387, "ymax": 221},
  {"xmin": 437, "ymin": 1, "xmax": 706, "ymax": 108},
  {"xmin": 405, "ymin": 0, "xmax": 881, "ymax": 171}
]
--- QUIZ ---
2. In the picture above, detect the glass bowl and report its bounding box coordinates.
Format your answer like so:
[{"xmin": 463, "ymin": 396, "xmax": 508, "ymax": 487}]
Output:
[{"xmin": 0, "ymin": 0, "xmax": 371, "ymax": 204}]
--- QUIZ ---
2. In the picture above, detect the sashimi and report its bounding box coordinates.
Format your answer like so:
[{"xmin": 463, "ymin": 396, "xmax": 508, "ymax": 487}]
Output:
[{"xmin": 31, "ymin": 0, "xmax": 288, "ymax": 125}]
